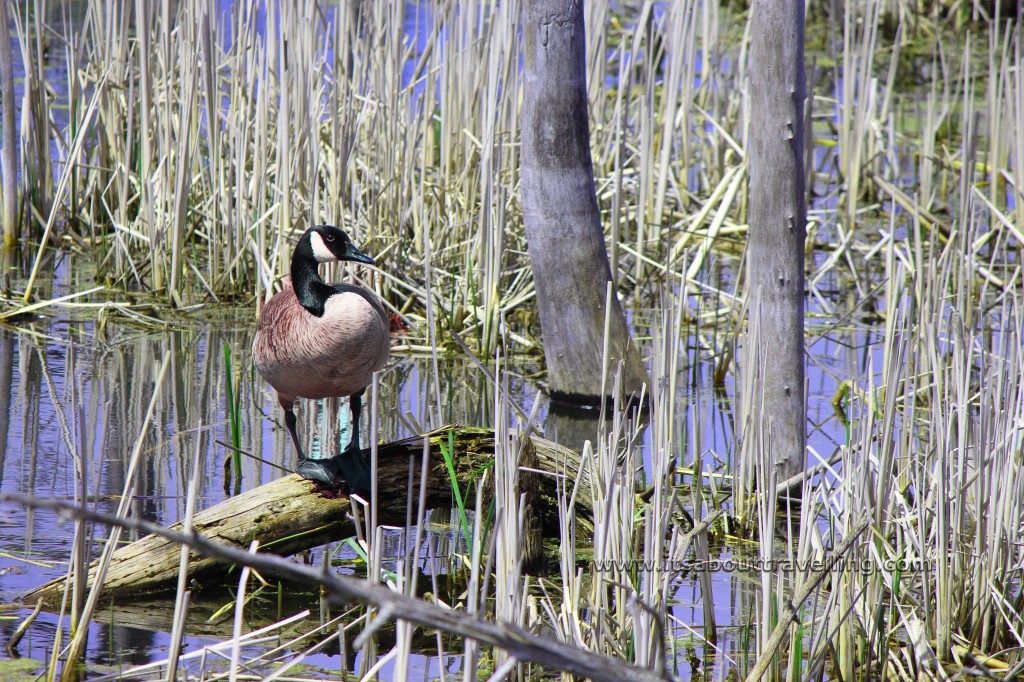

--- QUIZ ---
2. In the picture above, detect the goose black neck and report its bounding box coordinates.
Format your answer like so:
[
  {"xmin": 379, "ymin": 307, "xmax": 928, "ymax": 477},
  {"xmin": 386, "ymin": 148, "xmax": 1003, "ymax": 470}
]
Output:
[{"xmin": 291, "ymin": 253, "xmax": 334, "ymax": 318}]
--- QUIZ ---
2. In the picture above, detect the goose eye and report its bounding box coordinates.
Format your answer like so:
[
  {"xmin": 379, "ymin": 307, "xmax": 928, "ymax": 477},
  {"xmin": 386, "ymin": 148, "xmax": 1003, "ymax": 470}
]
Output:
[{"xmin": 324, "ymin": 233, "xmax": 335, "ymax": 242}]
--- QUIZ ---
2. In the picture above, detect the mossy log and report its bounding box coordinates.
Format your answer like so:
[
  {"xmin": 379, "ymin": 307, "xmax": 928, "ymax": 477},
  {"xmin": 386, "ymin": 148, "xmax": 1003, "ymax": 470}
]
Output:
[{"xmin": 24, "ymin": 427, "xmax": 593, "ymax": 605}]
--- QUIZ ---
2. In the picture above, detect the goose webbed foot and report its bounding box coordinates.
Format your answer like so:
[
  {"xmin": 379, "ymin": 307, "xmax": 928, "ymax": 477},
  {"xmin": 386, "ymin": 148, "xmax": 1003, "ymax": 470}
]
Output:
[
  {"xmin": 337, "ymin": 441, "xmax": 372, "ymax": 495},
  {"xmin": 289, "ymin": 406, "xmax": 348, "ymax": 489},
  {"xmin": 296, "ymin": 444, "xmax": 371, "ymax": 495},
  {"xmin": 296, "ymin": 456, "xmax": 347, "ymax": 488},
  {"xmin": 292, "ymin": 391, "xmax": 372, "ymax": 495}
]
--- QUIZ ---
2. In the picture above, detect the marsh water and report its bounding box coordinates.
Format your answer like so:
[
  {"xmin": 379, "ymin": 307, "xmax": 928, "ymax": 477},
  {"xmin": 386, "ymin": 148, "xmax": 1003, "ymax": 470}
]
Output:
[
  {"xmin": 0, "ymin": 251, "xmax": 529, "ymax": 678},
  {"xmin": 0, "ymin": 0, "xmax": 908, "ymax": 677},
  {"xmin": 0, "ymin": 243, "xmax": 869, "ymax": 679}
]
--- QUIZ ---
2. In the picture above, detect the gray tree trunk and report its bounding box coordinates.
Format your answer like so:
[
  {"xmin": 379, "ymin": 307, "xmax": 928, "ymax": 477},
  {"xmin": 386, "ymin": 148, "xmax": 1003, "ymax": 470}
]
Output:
[
  {"xmin": 520, "ymin": 0, "xmax": 648, "ymax": 406},
  {"xmin": 744, "ymin": 0, "xmax": 807, "ymax": 484},
  {"xmin": 0, "ymin": 0, "xmax": 17, "ymax": 246}
]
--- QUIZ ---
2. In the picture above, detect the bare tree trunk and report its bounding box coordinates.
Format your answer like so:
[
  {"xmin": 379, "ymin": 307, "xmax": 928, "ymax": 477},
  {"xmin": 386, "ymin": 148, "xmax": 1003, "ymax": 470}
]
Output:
[
  {"xmin": 0, "ymin": 0, "xmax": 18, "ymax": 246},
  {"xmin": 520, "ymin": 0, "xmax": 648, "ymax": 406},
  {"xmin": 743, "ymin": 0, "xmax": 807, "ymax": 485}
]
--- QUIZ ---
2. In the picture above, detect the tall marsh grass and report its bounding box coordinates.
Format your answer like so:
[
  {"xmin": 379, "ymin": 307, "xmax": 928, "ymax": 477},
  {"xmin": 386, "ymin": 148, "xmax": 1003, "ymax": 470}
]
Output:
[
  {"xmin": 4, "ymin": 0, "xmax": 1024, "ymax": 679},
  {"xmin": 6, "ymin": 0, "xmax": 1013, "ymax": 344},
  {"xmin": 1, "ymin": 1, "xmax": 735, "ymax": 351}
]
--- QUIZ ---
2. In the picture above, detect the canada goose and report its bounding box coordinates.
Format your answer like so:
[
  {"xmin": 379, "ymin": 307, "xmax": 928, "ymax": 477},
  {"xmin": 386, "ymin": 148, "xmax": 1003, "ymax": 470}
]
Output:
[{"xmin": 252, "ymin": 225, "xmax": 389, "ymax": 492}]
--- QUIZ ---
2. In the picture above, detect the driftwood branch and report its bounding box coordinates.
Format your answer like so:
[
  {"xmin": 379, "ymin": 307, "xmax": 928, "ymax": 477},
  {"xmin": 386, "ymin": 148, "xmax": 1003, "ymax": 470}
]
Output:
[
  {"xmin": 2, "ymin": 493, "xmax": 671, "ymax": 682},
  {"xmin": 21, "ymin": 427, "xmax": 593, "ymax": 604}
]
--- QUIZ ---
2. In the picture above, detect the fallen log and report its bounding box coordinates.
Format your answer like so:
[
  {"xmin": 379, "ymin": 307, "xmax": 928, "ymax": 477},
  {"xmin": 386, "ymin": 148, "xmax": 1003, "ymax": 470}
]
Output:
[{"xmin": 23, "ymin": 427, "xmax": 594, "ymax": 605}]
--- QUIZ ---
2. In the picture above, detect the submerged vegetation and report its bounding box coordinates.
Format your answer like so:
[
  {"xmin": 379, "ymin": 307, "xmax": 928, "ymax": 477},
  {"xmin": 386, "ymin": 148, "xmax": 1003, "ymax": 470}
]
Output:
[{"xmin": 1, "ymin": 0, "xmax": 1023, "ymax": 679}]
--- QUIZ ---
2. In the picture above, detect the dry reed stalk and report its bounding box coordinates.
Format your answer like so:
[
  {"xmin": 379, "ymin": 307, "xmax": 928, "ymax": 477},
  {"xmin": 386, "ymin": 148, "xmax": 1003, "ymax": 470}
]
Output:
[
  {"xmin": 87, "ymin": 610, "xmax": 316, "ymax": 681},
  {"xmin": 0, "ymin": 0, "xmax": 16, "ymax": 245},
  {"xmin": 165, "ymin": 424, "xmax": 203, "ymax": 682}
]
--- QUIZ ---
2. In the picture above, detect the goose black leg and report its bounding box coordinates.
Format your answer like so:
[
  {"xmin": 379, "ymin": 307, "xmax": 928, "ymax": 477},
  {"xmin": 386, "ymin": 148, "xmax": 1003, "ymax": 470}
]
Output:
[
  {"xmin": 334, "ymin": 390, "xmax": 372, "ymax": 494},
  {"xmin": 345, "ymin": 391, "xmax": 364, "ymax": 456},
  {"xmin": 284, "ymin": 407, "xmax": 305, "ymax": 458},
  {"xmin": 295, "ymin": 392, "xmax": 372, "ymax": 493},
  {"xmin": 293, "ymin": 404, "xmax": 344, "ymax": 487}
]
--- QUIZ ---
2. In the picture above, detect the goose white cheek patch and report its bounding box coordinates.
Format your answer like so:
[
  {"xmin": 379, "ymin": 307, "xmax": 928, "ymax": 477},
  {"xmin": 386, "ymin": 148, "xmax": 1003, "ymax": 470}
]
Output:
[{"xmin": 309, "ymin": 232, "xmax": 337, "ymax": 263}]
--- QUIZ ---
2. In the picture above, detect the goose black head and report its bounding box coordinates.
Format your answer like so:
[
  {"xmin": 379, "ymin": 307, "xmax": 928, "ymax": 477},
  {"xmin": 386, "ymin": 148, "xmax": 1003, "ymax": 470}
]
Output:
[
  {"xmin": 301, "ymin": 225, "xmax": 376, "ymax": 266},
  {"xmin": 291, "ymin": 225, "xmax": 376, "ymax": 317}
]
